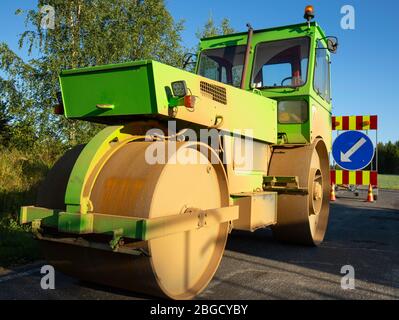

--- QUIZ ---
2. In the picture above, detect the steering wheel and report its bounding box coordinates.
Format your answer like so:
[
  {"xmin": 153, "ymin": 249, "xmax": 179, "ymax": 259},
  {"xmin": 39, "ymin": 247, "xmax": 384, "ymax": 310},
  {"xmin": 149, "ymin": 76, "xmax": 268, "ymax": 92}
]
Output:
[{"xmin": 281, "ymin": 76, "xmax": 293, "ymax": 86}]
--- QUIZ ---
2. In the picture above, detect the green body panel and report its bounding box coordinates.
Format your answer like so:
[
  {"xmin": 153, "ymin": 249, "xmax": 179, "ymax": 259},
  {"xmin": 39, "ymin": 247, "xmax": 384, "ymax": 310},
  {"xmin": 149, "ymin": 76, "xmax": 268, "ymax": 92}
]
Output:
[
  {"xmin": 151, "ymin": 61, "xmax": 277, "ymax": 143},
  {"xmin": 20, "ymin": 206, "xmax": 146, "ymax": 240},
  {"xmin": 64, "ymin": 125, "xmax": 123, "ymax": 213},
  {"xmin": 58, "ymin": 212, "xmax": 94, "ymax": 234},
  {"xmin": 60, "ymin": 60, "xmax": 277, "ymax": 143},
  {"xmin": 19, "ymin": 205, "xmax": 237, "ymax": 242},
  {"xmin": 309, "ymin": 95, "xmax": 332, "ymax": 150},
  {"xmin": 60, "ymin": 60, "xmax": 157, "ymax": 118},
  {"xmin": 64, "ymin": 125, "xmax": 141, "ymax": 214},
  {"xmin": 273, "ymin": 95, "xmax": 311, "ymax": 143},
  {"xmin": 20, "ymin": 206, "xmax": 60, "ymax": 226}
]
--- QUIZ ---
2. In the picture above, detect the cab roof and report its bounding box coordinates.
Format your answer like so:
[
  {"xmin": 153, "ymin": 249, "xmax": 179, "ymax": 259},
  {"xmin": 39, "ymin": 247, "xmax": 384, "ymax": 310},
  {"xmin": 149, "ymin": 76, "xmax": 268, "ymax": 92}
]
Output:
[{"xmin": 200, "ymin": 22, "xmax": 327, "ymax": 48}]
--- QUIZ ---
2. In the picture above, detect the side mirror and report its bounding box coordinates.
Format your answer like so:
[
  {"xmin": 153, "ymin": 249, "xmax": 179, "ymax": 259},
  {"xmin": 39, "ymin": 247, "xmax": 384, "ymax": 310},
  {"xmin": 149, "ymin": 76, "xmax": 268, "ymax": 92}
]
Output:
[
  {"xmin": 327, "ymin": 37, "xmax": 338, "ymax": 54},
  {"xmin": 182, "ymin": 53, "xmax": 197, "ymax": 70}
]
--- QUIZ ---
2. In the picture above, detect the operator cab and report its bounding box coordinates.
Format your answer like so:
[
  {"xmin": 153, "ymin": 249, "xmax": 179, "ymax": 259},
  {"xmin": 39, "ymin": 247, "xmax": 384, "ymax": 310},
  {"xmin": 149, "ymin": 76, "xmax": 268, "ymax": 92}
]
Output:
[{"xmin": 196, "ymin": 6, "xmax": 337, "ymax": 146}]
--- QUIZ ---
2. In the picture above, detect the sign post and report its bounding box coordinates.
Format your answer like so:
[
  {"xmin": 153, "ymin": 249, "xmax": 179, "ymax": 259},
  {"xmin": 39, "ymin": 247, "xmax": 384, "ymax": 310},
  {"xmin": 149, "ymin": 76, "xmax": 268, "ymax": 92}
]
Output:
[{"xmin": 330, "ymin": 115, "xmax": 378, "ymax": 200}]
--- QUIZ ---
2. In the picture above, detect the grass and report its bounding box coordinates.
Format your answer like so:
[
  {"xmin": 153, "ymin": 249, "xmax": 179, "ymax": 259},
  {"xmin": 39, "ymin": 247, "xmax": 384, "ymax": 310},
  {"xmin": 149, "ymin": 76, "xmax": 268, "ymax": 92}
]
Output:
[
  {"xmin": 0, "ymin": 215, "xmax": 41, "ymax": 267},
  {"xmin": 0, "ymin": 147, "xmax": 54, "ymax": 268},
  {"xmin": 378, "ymin": 174, "xmax": 399, "ymax": 190}
]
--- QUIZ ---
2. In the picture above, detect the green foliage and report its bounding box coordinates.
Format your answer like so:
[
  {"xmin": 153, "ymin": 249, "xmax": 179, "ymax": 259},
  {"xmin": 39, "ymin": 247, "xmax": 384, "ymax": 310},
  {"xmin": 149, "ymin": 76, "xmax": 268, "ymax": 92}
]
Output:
[
  {"xmin": 0, "ymin": 147, "xmax": 48, "ymax": 267},
  {"xmin": 184, "ymin": 17, "xmax": 235, "ymax": 73},
  {"xmin": 377, "ymin": 141, "xmax": 399, "ymax": 174},
  {"xmin": 196, "ymin": 17, "xmax": 235, "ymax": 39},
  {"xmin": 0, "ymin": 0, "xmax": 186, "ymax": 151},
  {"xmin": 19, "ymin": 0, "xmax": 185, "ymax": 68},
  {"xmin": 0, "ymin": 215, "xmax": 41, "ymax": 267},
  {"xmin": 0, "ymin": 102, "xmax": 11, "ymax": 146},
  {"xmin": 0, "ymin": 147, "xmax": 52, "ymax": 215}
]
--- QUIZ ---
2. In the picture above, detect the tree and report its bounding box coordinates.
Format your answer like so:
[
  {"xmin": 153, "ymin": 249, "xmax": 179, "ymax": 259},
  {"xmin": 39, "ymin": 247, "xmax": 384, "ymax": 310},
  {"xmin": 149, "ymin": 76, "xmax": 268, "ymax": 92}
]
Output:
[
  {"xmin": 0, "ymin": 0, "xmax": 185, "ymax": 158},
  {"xmin": 196, "ymin": 17, "xmax": 235, "ymax": 39},
  {"xmin": 181, "ymin": 17, "xmax": 235, "ymax": 72},
  {"xmin": 378, "ymin": 141, "xmax": 399, "ymax": 174},
  {"xmin": 0, "ymin": 102, "xmax": 11, "ymax": 146}
]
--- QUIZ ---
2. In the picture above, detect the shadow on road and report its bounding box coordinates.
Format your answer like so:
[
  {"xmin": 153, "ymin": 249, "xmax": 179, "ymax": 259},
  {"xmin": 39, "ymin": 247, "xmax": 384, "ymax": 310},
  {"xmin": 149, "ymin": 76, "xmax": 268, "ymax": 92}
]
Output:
[
  {"xmin": 224, "ymin": 199, "xmax": 399, "ymax": 298},
  {"xmin": 2, "ymin": 192, "xmax": 398, "ymax": 300}
]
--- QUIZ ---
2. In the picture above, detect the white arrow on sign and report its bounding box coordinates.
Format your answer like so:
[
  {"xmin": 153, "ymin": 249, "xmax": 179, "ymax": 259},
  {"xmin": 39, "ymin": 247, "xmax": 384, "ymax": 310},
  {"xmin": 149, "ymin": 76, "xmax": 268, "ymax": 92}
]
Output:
[{"xmin": 340, "ymin": 137, "xmax": 367, "ymax": 162}]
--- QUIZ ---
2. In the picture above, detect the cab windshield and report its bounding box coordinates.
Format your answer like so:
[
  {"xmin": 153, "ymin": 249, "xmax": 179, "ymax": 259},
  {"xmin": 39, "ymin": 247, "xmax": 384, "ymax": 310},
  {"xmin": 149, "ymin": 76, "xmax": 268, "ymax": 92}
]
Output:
[
  {"xmin": 252, "ymin": 37, "xmax": 310, "ymax": 89},
  {"xmin": 197, "ymin": 45, "xmax": 246, "ymax": 88}
]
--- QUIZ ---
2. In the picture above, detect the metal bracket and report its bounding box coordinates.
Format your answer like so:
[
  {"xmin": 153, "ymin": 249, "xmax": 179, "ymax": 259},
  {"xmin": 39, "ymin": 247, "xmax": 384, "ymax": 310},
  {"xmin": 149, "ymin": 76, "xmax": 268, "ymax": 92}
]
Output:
[
  {"xmin": 109, "ymin": 229, "xmax": 124, "ymax": 250},
  {"xmin": 264, "ymin": 187, "xmax": 308, "ymax": 195},
  {"xmin": 184, "ymin": 208, "xmax": 208, "ymax": 229},
  {"xmin": 35, "ymin": 232, "xmax": 150, "ymax": 256},
  {"xmin": 263, "ymin": 176, "xmax": 308, "ymax": 195},
  {"xmin": 197, "ymin": 211, "xmax": 207, "ymax": 228},
  {"xmin": 263, "ymin": 176, "xmax": 299, "ymax": 187},
  {"xmin": 21, "ymin": 205, "xmax": 239, "ymax": 241},
  {"xmin": 184, "ymin": 208, "xmax": 207, "ymax": 229},
  {"xmin": 228, "ymin": 221, "xmax": 234, "ymax": 234},
  {"xmin": 31, "ymin": 219, "xmax": 42, "ymax": 236}
]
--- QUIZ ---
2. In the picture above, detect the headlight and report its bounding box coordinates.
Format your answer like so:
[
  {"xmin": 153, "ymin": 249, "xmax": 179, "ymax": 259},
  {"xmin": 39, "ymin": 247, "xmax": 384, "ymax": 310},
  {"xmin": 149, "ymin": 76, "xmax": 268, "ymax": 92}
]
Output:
[
  {"xmin": 171, "ymin": 80, "xmax": 188, "ymax": 97},
  {"xmin": 278, "ymin": 100, "xmax": 309, "ymax": 124}
]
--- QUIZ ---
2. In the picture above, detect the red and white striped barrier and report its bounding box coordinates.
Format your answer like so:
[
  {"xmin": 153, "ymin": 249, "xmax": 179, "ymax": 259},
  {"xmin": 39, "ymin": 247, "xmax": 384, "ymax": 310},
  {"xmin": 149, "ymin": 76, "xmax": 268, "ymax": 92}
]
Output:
[
  {"xmin": 332, "ymin": 115, "xmax": 378, "ymax": 131},
  {"xmin": 330, "ymin": 170, "xmax": 378, "ymax": 187}
]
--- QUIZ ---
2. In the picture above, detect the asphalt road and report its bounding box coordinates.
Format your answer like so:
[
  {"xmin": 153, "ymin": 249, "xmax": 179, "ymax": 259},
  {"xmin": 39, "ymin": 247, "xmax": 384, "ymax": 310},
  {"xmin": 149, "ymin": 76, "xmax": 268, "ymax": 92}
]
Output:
[{"xmin": 1, "ymin": 189, "xmax": 398, "ymax": 300}]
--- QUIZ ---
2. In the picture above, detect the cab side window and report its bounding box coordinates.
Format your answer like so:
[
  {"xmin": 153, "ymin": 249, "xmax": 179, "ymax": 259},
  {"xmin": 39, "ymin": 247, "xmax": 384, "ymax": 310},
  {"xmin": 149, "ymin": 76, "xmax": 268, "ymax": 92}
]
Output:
[
  {"xmin": 198, "ymin": 46, "xmax": 246, "ymax": 87},
  {"xmin": 314, "ymin": 41, "xmax": 331, "ymax": 102}
]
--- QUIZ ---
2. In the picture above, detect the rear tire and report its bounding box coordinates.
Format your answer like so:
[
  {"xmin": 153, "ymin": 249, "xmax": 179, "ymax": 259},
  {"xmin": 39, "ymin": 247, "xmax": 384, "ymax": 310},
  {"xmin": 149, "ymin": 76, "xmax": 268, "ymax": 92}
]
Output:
[{"xmin": 268, "ymin": 139, "xmax": 330, "ymax": 246}]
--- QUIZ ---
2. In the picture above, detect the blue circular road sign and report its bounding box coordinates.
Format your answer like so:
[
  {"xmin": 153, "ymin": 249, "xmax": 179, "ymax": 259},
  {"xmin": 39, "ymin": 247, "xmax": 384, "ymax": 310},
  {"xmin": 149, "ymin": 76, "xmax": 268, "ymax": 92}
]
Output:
[{"xmin": 332, "ymin": 131, "xmax": 375, "ymax": 171}]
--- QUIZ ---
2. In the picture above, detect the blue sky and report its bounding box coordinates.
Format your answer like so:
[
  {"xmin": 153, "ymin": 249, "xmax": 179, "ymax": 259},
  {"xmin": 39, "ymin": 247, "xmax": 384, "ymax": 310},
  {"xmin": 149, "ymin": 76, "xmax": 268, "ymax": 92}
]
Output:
[{"xmin": 0, "ymin": 0, "xmax": 398, "ymax": 143}]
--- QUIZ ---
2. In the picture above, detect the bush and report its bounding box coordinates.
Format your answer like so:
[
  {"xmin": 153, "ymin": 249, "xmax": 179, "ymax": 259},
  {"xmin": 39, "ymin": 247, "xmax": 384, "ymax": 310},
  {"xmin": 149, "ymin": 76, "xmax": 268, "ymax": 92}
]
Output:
[
  {"xmin": 378, "ymin": 141, "xmax": 399, "ymax": 175},
  {"xmin": 0, "ymin": 147, "xmax": 55, "ymax": 217},
  {"xmin": 0, "ymin": 215, "xmax": 41, "ymax": 266},
  {"xmin": 0, "ymin": 148, "xmax": 53, "ymax": 267}
]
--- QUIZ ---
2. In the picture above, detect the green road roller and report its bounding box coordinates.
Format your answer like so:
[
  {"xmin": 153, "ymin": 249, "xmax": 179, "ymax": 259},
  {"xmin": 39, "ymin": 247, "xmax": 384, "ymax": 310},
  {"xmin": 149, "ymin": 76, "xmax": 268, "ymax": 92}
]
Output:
[{"xmin": 20, "ymin": 6, "xmax": 337, "ymax": 299}]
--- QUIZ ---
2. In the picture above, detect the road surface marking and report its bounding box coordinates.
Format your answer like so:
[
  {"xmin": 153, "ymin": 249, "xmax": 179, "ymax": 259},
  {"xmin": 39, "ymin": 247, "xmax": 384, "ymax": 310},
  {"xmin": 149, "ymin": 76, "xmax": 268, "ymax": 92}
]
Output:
[{"xmin": 0, "ymin": 267, "xmax": 41, "ymax": 283}]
